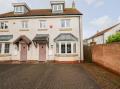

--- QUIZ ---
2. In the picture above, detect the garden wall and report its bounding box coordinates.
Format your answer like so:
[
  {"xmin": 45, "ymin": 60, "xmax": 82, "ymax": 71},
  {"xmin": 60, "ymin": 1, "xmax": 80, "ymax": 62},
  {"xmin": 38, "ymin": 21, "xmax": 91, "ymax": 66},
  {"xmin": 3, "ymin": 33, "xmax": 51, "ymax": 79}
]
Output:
[{"xmin": 92, "ymin": 43, "xmax": 120, "ymax": 75}]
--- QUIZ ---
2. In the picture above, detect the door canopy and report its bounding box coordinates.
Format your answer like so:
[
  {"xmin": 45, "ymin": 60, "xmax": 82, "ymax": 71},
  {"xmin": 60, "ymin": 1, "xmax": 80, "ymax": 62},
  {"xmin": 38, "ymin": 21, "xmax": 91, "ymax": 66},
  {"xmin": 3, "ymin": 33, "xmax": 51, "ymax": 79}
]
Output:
[
  {"xmin": 33, "ymin": 34, "xmax": 49, "ymax": 47},
  {"xmin": 13, "ymin": 35, "xmax": 32, "ymax": 45}
]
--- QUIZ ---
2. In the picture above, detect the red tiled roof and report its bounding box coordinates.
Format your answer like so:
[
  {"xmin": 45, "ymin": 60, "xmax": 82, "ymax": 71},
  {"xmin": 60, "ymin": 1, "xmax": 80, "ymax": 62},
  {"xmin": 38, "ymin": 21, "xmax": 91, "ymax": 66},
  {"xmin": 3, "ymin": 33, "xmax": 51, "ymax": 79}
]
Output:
[
  {"xmin": 0, "ymin": 8, "xmax": 82, "ymax": 18},
  {"xmin": 88, "ymin": 23, "xmax": 120, "ymax": 39}
]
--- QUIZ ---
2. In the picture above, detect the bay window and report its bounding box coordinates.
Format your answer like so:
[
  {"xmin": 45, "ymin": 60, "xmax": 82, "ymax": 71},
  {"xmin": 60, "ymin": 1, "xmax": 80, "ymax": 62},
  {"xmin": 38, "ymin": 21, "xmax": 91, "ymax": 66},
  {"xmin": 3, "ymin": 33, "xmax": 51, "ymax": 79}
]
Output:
[
  {"xmin": 73, "ymin": 43, "xmax": 76, "ymax": 53},
  {"xmin": 67, "ymin": 43, "xmax": 71, "ymax": 53},
  {"xmin": 4, "ymin": 44, "xmax": 10, "ymax": 54},
  {"xmin": 56, "ymin": 43, "xmax": 59, "ymax": 53},
  {"xmin": 61, "ymin": 43, "xmax": 65, "ymax": 53},
  {"xmin": 56, "ymin": 42, "xmax": 76, "ymax": 54}
]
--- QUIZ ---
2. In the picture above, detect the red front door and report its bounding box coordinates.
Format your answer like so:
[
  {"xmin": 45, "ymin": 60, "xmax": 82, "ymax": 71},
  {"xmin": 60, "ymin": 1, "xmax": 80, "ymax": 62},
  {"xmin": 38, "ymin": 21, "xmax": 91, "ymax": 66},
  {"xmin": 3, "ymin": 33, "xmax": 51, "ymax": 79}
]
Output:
[
  {"xmin": 39, "ymin": 44, "xmax": 46, "ymax": 61},
  {"xmin": 20, "ymin": 43, "xmax": 27, "ymax": 61}
]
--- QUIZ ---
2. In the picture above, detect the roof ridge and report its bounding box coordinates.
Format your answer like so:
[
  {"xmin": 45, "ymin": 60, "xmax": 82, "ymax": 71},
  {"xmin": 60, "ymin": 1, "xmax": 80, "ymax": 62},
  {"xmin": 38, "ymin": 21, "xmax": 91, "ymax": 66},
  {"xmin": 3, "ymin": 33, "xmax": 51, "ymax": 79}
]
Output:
[{"xmin": 88, "ymin": 23, "xmax": 120, "ymax": 39}]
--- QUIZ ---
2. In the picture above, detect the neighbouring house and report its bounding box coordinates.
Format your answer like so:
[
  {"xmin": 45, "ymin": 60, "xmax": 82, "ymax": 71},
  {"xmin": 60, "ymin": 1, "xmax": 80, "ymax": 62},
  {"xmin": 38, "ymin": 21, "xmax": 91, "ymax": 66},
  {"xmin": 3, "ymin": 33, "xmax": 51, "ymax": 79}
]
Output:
[
  {"xmin": 0, "ymin": 0, "xmax": 83, "ymax": 62},
  {"xmin": 85, "ymin": 23, "xmax": 120, "ymax": 45}
]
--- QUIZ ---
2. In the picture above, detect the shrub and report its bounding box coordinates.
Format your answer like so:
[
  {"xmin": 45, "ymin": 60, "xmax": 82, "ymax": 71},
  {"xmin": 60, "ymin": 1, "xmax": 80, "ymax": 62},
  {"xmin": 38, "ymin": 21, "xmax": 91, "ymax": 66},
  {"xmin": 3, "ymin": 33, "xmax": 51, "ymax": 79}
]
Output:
[{"xmin": 106, "ymin": 32, "xmax": 120, "ymax": 43}]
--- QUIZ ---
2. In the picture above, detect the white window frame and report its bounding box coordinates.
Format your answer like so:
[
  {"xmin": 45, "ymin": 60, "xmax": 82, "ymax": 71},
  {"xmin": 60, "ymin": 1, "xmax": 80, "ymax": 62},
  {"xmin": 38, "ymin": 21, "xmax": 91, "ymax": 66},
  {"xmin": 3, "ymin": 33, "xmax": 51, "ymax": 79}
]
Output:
[
  {"xmin": 39, "ymin": 20, "xmax": 47, "ymax": 29},
  {"xmin": 0, "ymin": 21, "xmax": 8, "ymax": 29},
  {"xmin": 61, "ymin": 19, "xmax": 71, "ymax": 28},
  {"xmin": 4, "ymin": 43, "xmax": 10, "ymax": 54},
  {"xmin": 14, "ymin": 6, "xmax": 23, "ymax": 13},
  {"xmin": 22, "ymin": 21, "xmax": 28, "ymax": 29},
  {"xmin": 0, "ymin": 43, "xmax": 10, "ymax": 54},
  {"xmin": 56, "ymin": 42, "xmax": 76, "ymax": 54},
  {"xmin": 53, "ymin": 4, "xmax": 63, "ymax": 12}
]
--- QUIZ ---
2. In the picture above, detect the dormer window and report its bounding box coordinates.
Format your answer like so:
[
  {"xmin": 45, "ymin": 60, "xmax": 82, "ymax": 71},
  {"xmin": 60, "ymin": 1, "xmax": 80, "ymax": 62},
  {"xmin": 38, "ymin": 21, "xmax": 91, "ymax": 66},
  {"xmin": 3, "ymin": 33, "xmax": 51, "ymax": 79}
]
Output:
[
  {"xmin": 53, "ymin": 4, "xmax": 63, "ymax": 12},
  {"xmin": 14, "ymin": 6, "xmax": 23, "ymax": 13},
  {"xmin": 50, "ymin": 0, "xmax": 65, "ymax": 14},
  {"xmin": 13, "ymin": 3, "xmax": 30, "ymax": 14}
]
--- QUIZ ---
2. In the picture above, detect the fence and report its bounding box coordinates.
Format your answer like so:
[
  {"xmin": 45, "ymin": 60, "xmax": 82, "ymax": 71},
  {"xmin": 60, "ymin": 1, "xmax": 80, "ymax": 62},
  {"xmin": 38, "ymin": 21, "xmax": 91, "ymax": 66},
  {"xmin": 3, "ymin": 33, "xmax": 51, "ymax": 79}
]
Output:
[
  {"xmin": 83, "ymin": 45, "xmax": 92, "ymax": 63},
  {"xmin": 92, "ymin": 43, "xmax": 120, "ymax": 75}
]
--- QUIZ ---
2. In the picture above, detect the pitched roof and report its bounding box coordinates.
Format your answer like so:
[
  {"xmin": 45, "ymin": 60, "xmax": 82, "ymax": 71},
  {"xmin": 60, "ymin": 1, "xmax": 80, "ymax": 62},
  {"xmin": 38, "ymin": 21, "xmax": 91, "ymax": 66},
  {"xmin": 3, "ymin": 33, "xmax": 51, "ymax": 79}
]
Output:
[
  {"xmin": 0, "ymin": 8, "xmax": 82, "ymax": 18},
  {"xmin": 54, "ymin": 33, "xmax": 78, "ymax": 42},
  {"xmin": 87, "ymin": 23, "xmax": 120, "ymax": 40},
  {"xmin": 13, "ymin": 35, "xmax": 32, "ymax": 45}
]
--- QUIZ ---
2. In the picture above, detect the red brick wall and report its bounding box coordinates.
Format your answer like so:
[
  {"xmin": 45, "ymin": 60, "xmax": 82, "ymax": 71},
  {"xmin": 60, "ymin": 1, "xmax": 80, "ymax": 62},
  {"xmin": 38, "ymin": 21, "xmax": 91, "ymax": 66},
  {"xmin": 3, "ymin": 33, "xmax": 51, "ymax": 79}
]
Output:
[{"xmin": 92, "ymin": 43, "xmax": 120, "ymax": 75}]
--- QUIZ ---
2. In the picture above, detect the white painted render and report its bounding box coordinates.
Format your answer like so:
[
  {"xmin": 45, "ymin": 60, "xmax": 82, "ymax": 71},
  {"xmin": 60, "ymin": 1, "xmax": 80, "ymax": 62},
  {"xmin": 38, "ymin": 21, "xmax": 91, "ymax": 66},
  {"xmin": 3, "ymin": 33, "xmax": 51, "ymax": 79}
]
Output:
[{"xmin": 0, "ymin": 15, "xmax": 83, "ymax": 62}]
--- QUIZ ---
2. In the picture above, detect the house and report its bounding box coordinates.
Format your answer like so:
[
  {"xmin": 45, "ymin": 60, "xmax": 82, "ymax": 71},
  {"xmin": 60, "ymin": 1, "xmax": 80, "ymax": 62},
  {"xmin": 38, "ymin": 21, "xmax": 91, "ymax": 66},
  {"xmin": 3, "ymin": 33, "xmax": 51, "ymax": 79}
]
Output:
[
  {"xmin": 85, "ymin": 23, "xmax": 120, "ymax": 45},
  {"xmin": 0, "ymin": 0, "xmax": 83, "ymax": 63}
]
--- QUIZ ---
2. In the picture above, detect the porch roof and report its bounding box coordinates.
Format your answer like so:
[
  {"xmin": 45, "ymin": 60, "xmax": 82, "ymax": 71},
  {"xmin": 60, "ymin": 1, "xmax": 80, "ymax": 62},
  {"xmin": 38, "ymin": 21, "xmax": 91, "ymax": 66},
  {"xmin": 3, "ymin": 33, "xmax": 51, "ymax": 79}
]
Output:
[
  {"xmin": 33, "ymin": 34, "xmax": 49, "ymax": 43},
  {"xmin": 13, "ymin": 35, "xmax": 32, "ymax": 45},
  {"xmin": 54, "ymin": 33, "xmax": 78, "ymax": 42},
  {"xmin": 0, "ymin": 35, "xmax": 13, "ymax": 41}
]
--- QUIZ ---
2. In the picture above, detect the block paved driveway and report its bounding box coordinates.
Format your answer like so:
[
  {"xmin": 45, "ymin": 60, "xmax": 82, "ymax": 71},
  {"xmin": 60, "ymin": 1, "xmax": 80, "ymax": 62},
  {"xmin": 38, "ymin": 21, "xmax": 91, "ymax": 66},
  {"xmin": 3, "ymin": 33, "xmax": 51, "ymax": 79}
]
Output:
[{"xmin": 0, "ymin": 64, "xmax": 101, "ymax": 89}]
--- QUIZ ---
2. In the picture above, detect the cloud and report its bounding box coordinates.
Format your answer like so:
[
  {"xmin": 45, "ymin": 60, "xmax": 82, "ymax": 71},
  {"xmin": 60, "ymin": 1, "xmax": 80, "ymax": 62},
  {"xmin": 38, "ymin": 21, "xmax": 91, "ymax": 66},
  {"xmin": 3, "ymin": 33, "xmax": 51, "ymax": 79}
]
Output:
[
  {"xmin": 84, "ymin": 0, "xmax": 96, "ymax": 5},
  {"xmin": 84, "ymin": 0, "xmax": 104, "ymax": 7},
  {"xmin": 0, "ymin": 0, "xmax": 17, "ymax": 13},
  {"xmin": 90, "ymin": 16, "xmax": 113, "ymax": 27},
  {"xmin": 95, "ymin": 1, "xmax": 104, "ymax": 7},
  {"xmin": 118, "ymin": 16, "xmax": 120, "ymax": 21}
]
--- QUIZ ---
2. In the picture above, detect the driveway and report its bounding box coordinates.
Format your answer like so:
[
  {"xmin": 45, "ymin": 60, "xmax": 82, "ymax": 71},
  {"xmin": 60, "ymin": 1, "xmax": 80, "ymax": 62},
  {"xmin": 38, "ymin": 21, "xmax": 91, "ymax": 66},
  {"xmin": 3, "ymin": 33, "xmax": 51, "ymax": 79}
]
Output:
[{"xmin": 0, "ymin": 64, "xmax": 101, "ymax": 89}]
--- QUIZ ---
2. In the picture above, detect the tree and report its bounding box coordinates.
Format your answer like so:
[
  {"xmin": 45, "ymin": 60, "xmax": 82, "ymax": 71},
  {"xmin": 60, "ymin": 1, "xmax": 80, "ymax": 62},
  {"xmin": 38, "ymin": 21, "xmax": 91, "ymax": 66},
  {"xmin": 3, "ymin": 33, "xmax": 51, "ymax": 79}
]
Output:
[{"xmin": 106, "ymin": 32, "xmax": 120, "ymax": 43}]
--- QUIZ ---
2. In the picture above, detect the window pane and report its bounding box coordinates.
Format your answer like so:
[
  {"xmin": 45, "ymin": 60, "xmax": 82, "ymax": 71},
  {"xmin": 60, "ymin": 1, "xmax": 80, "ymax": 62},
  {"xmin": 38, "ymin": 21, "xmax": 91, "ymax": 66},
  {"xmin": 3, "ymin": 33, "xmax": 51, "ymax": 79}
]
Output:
[
  {"xmin": 0, "ymin": 44, "xmax": 2, "ymax": 54},
  {"xmin": 61, "ymin": 20, "xmax": 65, "ymax": 27},
  {"xmin": 40, "ymin": 21, "xmax": 46, "ymax": 29},
  {"xmin": 58, "ymin": 5, "xmax": 62, "ymax": 10},
  {"xmin": 61, "ymin": 44, "xmax": 65, "ymax": 53},
  {"xmin": 4, "ymin": 44, "xmax": 10, "ymax": 53},
  {"xmin": 73, "ymin": 43, "xmax": 76, "ymax": 53},
  {"xmin": 22, "ymin": 21, "xmax": 28, "ymax": 28},
  {"xmin": 0, "ymin": 22, "xmax": 8, "ymax": 29},
  {"xmin": 53, "ymin": 5, "xmax": 57, "ymax": 11},
  {"xmin": 61, "ymin": 19, "xmax": 70, "ymax": 28},
  {"xmin": 66, "ymin": 20, "xmax": 70, "ymax": 27},
  {"xmin": 67, "ymin": 43, "xmax": 71, "ymax": 53},
  {"xmin": 56, "ymin": 43, "xmax": 59, "ymax": 53}
]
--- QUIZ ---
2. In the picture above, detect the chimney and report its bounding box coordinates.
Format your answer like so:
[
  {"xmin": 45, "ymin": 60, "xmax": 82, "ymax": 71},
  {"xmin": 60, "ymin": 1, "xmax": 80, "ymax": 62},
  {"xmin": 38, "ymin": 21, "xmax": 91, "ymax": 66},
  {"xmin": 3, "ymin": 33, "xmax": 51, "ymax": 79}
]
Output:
[{"xmin": 72, "ymin": 0, "xmax": 75, "ymax": 8}]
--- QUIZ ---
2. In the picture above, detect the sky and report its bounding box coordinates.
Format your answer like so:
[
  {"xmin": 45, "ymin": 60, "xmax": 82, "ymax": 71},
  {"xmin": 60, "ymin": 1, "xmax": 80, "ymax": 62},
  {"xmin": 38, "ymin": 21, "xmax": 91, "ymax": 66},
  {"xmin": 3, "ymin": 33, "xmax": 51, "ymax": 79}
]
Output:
[{"xmin": 0, "ymin": 0, "xmax": 120, "ymax": 39}]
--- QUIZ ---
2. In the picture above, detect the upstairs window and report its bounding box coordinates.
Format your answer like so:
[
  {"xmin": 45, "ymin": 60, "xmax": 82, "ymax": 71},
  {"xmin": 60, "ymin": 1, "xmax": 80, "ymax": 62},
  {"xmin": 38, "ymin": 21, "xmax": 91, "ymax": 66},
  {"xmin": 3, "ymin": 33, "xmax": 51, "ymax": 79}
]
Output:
[
  {"xmin": 22, "ymin": 21, "xmax": 28, "ymax": 29},
  {"xmin": 0, "ymin": 22, "xmax": 8, "ymax": 29},
  {"xmin": 61, "ymin": 19, "xmax": 70, "ymax": 28},
  {"xmin": 4, "ymin": 43, "xmax": 10, "ymax": 54},
  {"xmin": 39, "ymin": 20, "xmax": 46, "ymax": 29}
]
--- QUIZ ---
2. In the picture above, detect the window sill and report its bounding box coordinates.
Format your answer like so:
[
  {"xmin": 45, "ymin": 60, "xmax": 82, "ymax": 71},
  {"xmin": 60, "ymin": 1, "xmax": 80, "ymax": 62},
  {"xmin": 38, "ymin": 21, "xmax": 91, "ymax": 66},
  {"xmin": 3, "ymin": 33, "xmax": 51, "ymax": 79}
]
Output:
[
  {"xmin": 59, "ymin": 28, "xmax": 72, "ymax": 31},
  {"xmin": 38, "ymin": 29, "xmax": 48, "ymax": 31},
  {"xmin": 19, "ymin": 29, "xmax": 30, "ymax": 31},
  {"xmin": 0, "ymin": 29, "xmax": 9, "ymax": 32},
  {"xmin": 0, "ymin": 54, "xmax": 11, "ymax": 57},
  {"xmin": 55, "ymin": 53, "xmax": 78, "ymax": 57}
]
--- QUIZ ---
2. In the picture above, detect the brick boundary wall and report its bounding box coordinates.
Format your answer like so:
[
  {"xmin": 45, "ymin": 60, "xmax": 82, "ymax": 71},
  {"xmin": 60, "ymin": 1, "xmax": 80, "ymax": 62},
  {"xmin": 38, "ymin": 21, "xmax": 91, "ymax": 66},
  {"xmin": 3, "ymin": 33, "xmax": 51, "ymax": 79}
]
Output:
[{"xmin": 92, "ymin": 43, "xmax": 120, "ymax": 75}]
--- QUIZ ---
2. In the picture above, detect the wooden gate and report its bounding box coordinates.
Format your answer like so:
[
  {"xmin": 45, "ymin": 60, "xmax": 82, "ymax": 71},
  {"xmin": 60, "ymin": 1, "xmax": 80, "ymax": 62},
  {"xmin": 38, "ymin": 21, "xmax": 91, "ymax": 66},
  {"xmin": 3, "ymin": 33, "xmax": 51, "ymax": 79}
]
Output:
[{"xmin": 83, "ymin": 45, "xmax": 92, "ymax": 63}]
